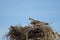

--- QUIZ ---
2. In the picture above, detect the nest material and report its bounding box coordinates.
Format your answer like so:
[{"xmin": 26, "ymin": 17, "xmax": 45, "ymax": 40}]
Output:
[{"xmin": 6, "ymin": 18, "xmax": 58, "ymax": 40}]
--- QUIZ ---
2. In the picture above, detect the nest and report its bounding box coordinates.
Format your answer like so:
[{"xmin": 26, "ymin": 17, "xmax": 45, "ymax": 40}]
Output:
[{"xmin": 6, "ymin": 18, "xmax": 59, "ymax": 40}]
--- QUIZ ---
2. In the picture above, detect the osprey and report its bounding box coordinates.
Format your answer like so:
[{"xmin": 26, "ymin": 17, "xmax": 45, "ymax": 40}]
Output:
[{"xmin": 29, "ymin": 18, "xmax": 49, "ymax": 26}]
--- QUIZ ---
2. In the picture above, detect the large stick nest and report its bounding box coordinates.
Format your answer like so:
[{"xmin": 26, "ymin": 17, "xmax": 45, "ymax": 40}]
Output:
[{"xmin": 6, "ymin": 18, "xmax": 59, "ymax": 40}]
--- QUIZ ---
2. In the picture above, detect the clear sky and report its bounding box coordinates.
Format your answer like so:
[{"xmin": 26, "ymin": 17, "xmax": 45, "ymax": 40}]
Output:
[{"xmin": 0, "ymin": 0, "xmax": 60, "ymax": 40}]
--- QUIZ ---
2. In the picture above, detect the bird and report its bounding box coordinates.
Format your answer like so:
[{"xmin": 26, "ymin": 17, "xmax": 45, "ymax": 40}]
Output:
[{"xmin": 29, "ymin": 18, "xmax": 49, "ymax": 26}]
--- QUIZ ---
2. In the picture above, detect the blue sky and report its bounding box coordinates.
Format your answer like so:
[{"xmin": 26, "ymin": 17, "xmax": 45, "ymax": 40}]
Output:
[{"xmin": 0, "ymin": 0, "xmax": 60, "ymax": 40}]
